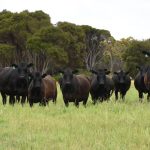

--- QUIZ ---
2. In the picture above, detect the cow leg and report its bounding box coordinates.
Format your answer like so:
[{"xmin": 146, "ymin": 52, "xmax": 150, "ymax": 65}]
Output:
[
  {"xmin": 64, "ymin": 99, "xmax": 69, "ymax": 107},
  {"xmin": 75, "ymin": 100, "xmax": 79, "ymax": 108},
  {"xmin": 106, "ymin": 93, "xmax": 110, "ymax": 102},
  {"xmin": 1, "ymin": 92, "xmax": 7, "ymax": 105},
  {"xmin": 53, "ymin": 90, "xmax": 57, "ymax": 104},
  {"xmin": 139, "ymin": 91, "xmax": 143, "ymax": 102},
  {"xmin": 115, "ymin": 91, "xmax": 118, "ymax": 101},
  {"xmin": 26, "ymin": 96, "xmax": 29, "ymax": 103},
  {"xmin": 121, "ymin": 91, "xmax": 126, "ymax": 101},
  {"xmin": 21, "ymin": 95, "xmax": 26, "ymax": 106},
  {"xmin": 16, "ymin": 95, "xmax": 20, "ymax": 103},
  {"xmin": 29, "ymin": 100, "xmax": 33, "ymax": 107},
  {"xmin": 9, "ymin": 95, "xmax": 15, "ymax": 106},
  {"xmin": 91, "ymin": 95, "xmax": 97, "ymax": 105},
  {"xmin": 41, "ymin": 98, "xmax": 46, "ymax": 106},
  {"xmin": 9, "ymin": 96, "xmax": 11, "ymax": 105},
  {"xmin": 83, "ymin": 98, "xmax": 88, "ymax": 107}
]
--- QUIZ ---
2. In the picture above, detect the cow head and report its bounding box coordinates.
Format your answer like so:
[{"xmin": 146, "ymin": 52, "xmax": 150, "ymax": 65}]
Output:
[
  {"xmin": 30, "ymin": 72, "xmax": 47, "ymax": 89},
  {"xmin": 59, "ymin": 68, "xmax": 78, "ymax": 89},
  {"xmin": 91, "ymin": 69, "xmax": 110, "ymax": 86},
  {"xmin": 29, "ymin": 72, "xmax": 47, "ymax": 99},
  {"xmin": 12, "ymin": 62, "xmax": 33, "ymax": 89},
  {"xmin": 12, "ymin": 62, "xmax": 33, "ymax": 79},
  {"xmin": 114, "ymin": 70, "xmax": 129, "ymax": 84}
]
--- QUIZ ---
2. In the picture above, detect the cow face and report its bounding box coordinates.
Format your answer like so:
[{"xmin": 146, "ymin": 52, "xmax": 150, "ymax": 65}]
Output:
[
  {"xmin": 29, "ymin": 72, "xmax": 46, "ymax": 99},
  {"xmin": 12, "ymin": 62, "xmax": 33, "ymax": 89},
  {"xmin": 91, "ymin": 69, "xmax": 110, "ymax": 86},
  {"xmin": 12, "ymin": 62, "xmax": 33, "ymax": 80},
  {"xmin": 59, "ymin": 68, "xmax": 78, "ymax": 88},
  {"xmin": 30, "ymin": 72, "xmax": 47, "ymax": 89},
  {"xmin": 114, "ymin": 70, "xmax": 129, "ymax": 84}
]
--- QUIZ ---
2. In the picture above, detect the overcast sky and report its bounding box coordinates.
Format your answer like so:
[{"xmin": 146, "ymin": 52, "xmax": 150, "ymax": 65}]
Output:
[{"xmin": 0, "ymin": 0, "xmax": 150, "ymax": 40}]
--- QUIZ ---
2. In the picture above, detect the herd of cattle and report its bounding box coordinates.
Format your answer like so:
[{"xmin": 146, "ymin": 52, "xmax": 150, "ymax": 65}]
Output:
[{"xmin": 0, "ymin": 61, "xmax": 150, "ymax": 107}]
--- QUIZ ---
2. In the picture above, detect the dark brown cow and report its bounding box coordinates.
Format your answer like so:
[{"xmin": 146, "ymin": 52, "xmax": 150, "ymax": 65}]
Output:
[
  {"xmin": 59, "ymin": 68, "xmax": 90, "ymax": 107},
  {"xmin": 28, "ymin": 72, "xmax": 57, "ymax": 107},
  {"xmin": 134, "ymin": 66, "xmax": 149, "ymax": 102},
  {"xmin": 90, "ymin": 69, "xmax": 114, "ymax": 104},
  {"xmin": 144, "ymin": 66, "xmax": 150, "ymax": 101}
]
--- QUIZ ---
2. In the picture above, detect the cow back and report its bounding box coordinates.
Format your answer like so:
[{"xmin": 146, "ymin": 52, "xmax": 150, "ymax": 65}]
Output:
[
  {"xmin": 76, "ymin": 75, "xmax": 90, "ymax": 98},
  {"xmin": 42, "ymin": 75, "xmax": 57, "ymax": 99},
  {"xmin": 134, "ymin": 71, "xmax": 147, "ymax": 93},
  {"xmin": 0, "ymin": 67, "xmax": 16, "ymax": 92}
]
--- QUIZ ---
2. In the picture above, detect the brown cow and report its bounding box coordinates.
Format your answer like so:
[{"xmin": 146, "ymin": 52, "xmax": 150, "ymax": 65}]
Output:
[
  {"xmin": 28, "ymin": 72, "xmax": 57, "ymax": 107},
  {"xmin": 59, "ymin": 68, "xmax": 90, "ymax": 107}
]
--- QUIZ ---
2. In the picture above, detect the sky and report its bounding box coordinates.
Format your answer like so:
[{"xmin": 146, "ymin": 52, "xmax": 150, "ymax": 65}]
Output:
[{"xmin": 0, "ymin": 0, "xmax": 150, "ymax": 40}]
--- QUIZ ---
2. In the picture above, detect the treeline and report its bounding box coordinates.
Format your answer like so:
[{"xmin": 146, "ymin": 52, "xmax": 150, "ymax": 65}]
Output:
[{"xmin": 0, "ymin": 10, "xmax": 150, "ymax": 77}]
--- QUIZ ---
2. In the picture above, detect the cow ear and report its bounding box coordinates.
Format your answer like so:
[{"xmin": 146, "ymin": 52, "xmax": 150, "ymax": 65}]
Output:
[
  {"xmin": 90, "ymin": 70, "xmax": 97, "ymax": 74},
  {"xmin": 42, "ymin": 73, "xmax": 47, "ymax": 78},
  {"xmin": 27, "ymin": 63, "xmax": 33, "ymax": 68},
  {"xmin": 72, "ymin": 69, "xmax": 78, "ymax": 74},
  {"xmin": 106, "ymin": 71, "xmax": 110, "ymax": 75},
  {"xmin": 12, "ymin": 64, "xmax": 18, "ymax": 68}
]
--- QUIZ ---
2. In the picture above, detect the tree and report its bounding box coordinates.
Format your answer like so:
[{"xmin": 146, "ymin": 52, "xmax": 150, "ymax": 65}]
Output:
[
  {"xmin": 0, "ymin": 10, "xmax": 51, "ymax": 65},
  {"xmin": 57, "ymin": 22, "xmax": 86, "ymax": 68},
  {"xmin": 81, "ymin": 25, "xmax": 111, "ymax": 70},
  {"xmin": 0, "ymin": 44, "xmax": 15, "ymax": 67},
  {"xmin": 27, "ymin": 26, "xmax": 69, "ymax": 73},
  {"xmin": 122, "ymin": 39, "xmax": 150, "ymax": 77}
]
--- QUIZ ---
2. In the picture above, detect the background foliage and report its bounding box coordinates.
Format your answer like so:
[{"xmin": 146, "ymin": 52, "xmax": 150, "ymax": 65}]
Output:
[{"xmin": 0, "ymin": 10, "xmax": 150, "ymax": 76}]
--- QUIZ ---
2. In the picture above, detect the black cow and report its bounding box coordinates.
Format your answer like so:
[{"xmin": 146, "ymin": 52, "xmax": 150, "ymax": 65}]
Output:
[
  {"xmin": 112, "ymin": 70, "xmax": 131, "ymax": 101},
  {"xmin": 0, "ymin": 62, "xmax": 33, "ymax": 105},
  {"xmin": 59, "ymin": 68, "xmax": 90, "ymax": 107},
  {"xmin": 28, "ymin": 72, "xmax": 57, "ymax": 107},
  {"xmin": 134, "ymin": 66, "xmax": 149, "ymax": 102},
  {"xmin": 90, "ymin": 69, "xmax": 114, "ymax": 104}
]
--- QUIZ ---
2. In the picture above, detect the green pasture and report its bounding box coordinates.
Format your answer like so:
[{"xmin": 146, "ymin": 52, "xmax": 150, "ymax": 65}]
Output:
[{"xmin": 0, "ymin": 82, "xmax": 150, "ymax": 150}]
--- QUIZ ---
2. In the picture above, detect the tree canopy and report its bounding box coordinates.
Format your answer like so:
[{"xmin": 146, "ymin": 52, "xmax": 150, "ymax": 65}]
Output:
[{"xmin": 1, "ymin": 10, "xmax": 150, "ymax": 76}]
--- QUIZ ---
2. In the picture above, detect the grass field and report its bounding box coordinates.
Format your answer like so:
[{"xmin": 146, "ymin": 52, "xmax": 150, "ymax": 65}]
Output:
[{"xmin": 1, "ymin": 82, "xmax": 150, "ymax": 150}]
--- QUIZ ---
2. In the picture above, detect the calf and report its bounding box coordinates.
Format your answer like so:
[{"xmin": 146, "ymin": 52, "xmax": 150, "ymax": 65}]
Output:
[
  {"xmin": 112, "ymin": 70, "xmax": 131, "ymax": 101},
  {"xmin": 90, "ymin": 69, "xmax": 114, "ymax": 104},
  {"xmin": 28, "ymin": 72, "xmax": 57, "ymax": 107},
  {"xmin": 59, "ymin": 68, "xmax": 90, "ymax": 107},
  {"xmin": 134, "ymin": 66, "xmax": 149, "ymax": 102}
]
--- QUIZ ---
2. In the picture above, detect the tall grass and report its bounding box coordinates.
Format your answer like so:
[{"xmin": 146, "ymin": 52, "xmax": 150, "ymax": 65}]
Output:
[{"xmin": 0, "ymin": 83, "xmax": 150, "ymax": 150}]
